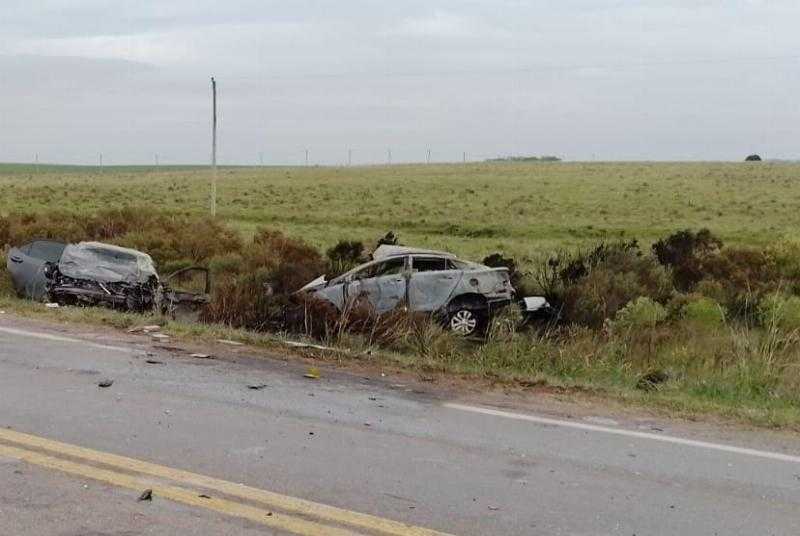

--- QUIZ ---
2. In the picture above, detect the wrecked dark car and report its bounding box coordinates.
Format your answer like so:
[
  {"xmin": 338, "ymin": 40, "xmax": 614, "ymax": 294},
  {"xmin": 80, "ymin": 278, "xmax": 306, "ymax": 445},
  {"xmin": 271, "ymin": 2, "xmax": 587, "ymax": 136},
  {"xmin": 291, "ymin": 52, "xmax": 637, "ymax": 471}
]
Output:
[
  {"xmin": 7, "ymin": 240, "xmax": 210, "ymax": 318},
  {"xmin": 300, "ymin": 245, "xmax": 518, "ymax": 336}
]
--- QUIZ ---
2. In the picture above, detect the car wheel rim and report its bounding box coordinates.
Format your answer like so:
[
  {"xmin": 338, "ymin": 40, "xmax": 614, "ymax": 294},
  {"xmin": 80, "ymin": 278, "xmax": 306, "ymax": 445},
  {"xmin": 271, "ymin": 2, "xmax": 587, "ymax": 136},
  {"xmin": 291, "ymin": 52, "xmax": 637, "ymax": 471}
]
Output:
[{"xmin": 450, "ymin": 309, "xmax": 477, "ymax": 335}]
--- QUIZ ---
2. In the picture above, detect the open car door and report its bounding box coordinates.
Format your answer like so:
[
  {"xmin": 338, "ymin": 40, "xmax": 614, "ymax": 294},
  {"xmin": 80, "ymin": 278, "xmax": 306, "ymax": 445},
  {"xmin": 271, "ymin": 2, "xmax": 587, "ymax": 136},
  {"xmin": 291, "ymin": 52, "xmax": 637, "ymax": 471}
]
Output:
[
  {"xmin": 6, "ymin": 240, "xmax": 66, "ymax": 301},
  {"xmin": 162, "ymin": 266, "xmax": 211, "ymax": 321}
]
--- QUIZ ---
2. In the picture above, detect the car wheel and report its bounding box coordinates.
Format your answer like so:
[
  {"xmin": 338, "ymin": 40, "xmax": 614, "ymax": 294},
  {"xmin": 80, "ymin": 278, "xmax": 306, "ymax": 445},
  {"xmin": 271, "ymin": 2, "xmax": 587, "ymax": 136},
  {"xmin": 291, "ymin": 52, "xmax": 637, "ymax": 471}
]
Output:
[{"xmin": 448, "ymin": 307, "xmax": 485, "ymax": 336}]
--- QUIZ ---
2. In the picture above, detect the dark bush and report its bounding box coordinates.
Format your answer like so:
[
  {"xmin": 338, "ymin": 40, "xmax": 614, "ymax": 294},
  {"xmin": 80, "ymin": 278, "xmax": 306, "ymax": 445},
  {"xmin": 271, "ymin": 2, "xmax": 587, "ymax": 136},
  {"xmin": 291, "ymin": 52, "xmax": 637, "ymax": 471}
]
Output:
[
  {"xmin": 201, "ymin": 268, "xmax": 279, "ymax": 331},
  {"xmin": 0, "ymin": 216, "xmax": 10, "ymax": 248},
  {"xmin": 536, "ymin": 240, "xmax": 673, "ymax": 327},
  {"xmin": 201, "ymin": 229, "xmax": 325, "ymax": 330},
  {"xmin": 376, "ymin": 231, "xmax": 399, "ymax": 247},
  {"xmin": 562, "ymin": 240, "xmax": 641, "ymax": 283},
  {"xmin": 326, "ymin": 240, "xmax": 367, "ymax": 277},
  {"xmin": 652, "ymin": 229, "xmax": 722, "ymax": 291},
  {"xmin": 696, "ymin": 247, "xmax": 784, "ymax": 321}
]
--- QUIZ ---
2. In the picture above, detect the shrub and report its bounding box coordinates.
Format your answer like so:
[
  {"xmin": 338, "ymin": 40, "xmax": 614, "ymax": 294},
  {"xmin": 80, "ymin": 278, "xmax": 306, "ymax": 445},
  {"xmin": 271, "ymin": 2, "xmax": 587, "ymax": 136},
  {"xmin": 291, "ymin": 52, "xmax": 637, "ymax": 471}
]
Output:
[
  {"xmin": 326, "ymin": 240, "xmax": 367, "ymax": 277},
  {"xmin": 767, "ymin": 239, "xmax": 800, "ymax": 294},
  {"xmin": 202, "ymin": 229, "xmax": 325, "ymax": 330},
  {"xmin": 0, "ymin": 216, "xmax": 10, "ymax": 248},
  {"xmin": 538, "ymin": 240, "xmax": 673, "ymax": 327},
  {"xmin": 611, "ymin": 297, "xmax": 667, "ymax": 331},
  {"xmin": 201, "ymin": 268, "xmax": 280, "ymax": 331},
  {"xmin": 652, "ymin": 229, "xmax": 722, "ymax": 291},
  {"xmin": 681, "ymin": 296, "xmax": 727, "ymax": 327},
  {"xmin": 376, "ymin": 231, "xmax": 399, "ymax": 247},
  {"xmin": 698, "ymin": 247, "xmax": 783, "ymax": 321},
  {"xmin": 758, "ymin": 293, "xmax": 800, "ymax": 332},
  {"xmin": 0, "ymin": 251, "xmax": 14, "ymax": 297}
]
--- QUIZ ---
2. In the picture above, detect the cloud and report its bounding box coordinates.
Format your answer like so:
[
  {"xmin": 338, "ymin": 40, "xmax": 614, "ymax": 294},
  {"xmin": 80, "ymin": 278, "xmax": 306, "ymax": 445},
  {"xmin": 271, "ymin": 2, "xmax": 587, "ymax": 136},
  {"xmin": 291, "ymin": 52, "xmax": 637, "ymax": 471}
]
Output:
[{"xmin": 0, "ymin": 1, "xmax": 799, "ymax": 163}]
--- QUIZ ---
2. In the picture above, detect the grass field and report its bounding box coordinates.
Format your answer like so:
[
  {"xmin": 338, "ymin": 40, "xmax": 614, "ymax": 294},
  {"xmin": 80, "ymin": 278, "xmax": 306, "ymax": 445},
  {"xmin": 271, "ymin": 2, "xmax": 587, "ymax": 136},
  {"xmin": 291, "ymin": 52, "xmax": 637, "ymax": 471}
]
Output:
[
  {"xmin": 2, "ymin": 161, "xmax": 798, "ymax": 262},
  {"xmin": 3, "ymin": 161, "xmax": 800, "ymax": 429}
]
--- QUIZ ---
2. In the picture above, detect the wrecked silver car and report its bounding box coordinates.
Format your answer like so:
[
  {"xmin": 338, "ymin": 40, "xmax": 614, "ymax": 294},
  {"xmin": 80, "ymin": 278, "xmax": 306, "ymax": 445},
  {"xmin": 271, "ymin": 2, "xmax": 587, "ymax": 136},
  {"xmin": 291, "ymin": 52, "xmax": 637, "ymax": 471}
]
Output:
[
  {"xmin": 7, "ymin": 240, "xmax": 209, "ymax": 317},
  {"xmin": 299, "ymin": 245, "xmax": 515, "ymax": 336}
]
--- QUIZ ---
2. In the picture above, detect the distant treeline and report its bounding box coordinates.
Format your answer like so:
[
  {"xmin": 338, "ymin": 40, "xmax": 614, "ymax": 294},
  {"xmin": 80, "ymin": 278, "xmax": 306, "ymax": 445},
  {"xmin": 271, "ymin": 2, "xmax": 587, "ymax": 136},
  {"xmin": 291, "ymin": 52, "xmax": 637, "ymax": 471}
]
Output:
[{"xmin": 485, "ymin": 155, "xmax": 562, "ymax": 163}]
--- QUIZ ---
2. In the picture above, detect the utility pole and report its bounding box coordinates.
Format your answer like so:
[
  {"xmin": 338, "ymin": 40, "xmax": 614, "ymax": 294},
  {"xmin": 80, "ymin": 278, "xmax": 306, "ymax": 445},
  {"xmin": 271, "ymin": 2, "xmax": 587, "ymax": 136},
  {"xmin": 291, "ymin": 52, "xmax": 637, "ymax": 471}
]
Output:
[
  {"xmin": 426, "ymin": 148, "xmax": 431, "ymax": 164},
  {"xmin": 463, "ymin": 151, "xmax": 466, "ymax": 164},
  {"xmin": 259, "ymin": 152, "xmax": 264, "ymax": 166},
  {"xmin": 387, "ymin": 148, "xmax": 392, "ymax": 165},
  {"xmin": 348, "ymin": 148, "xmax": 352, "ymax": 167},
  {"xmin": 155, "ymin": 153, "xmax": 159, "ymax": 167},
  {"xmin": 210, "ymin": 76, "xmax": 218, "ymax": 217},
  {"xmin": 305, "ymin": 148, "xmax": 309, "ymax": 166},
  {"xmin": 34, "ymin": 153, "xmax": 39, "ymax": 173},
  {"xmin": 99, "ymin": 153, "xmax": 103, "ymax": 173}
]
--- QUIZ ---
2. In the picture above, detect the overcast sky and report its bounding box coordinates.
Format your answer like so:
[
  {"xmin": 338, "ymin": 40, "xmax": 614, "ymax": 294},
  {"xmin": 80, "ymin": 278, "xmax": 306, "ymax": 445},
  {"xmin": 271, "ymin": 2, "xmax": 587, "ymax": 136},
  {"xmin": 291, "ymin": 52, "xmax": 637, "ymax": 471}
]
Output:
[{"xmin": 1, "ymin": 1, "xmax": 798, "ymax": 165}]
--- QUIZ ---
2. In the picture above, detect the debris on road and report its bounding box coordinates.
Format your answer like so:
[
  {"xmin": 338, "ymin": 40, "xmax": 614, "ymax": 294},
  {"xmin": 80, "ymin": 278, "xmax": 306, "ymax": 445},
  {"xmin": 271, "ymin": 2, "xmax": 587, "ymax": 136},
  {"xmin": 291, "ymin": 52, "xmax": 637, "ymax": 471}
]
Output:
[
  {"xmin": 636, "ymin": 370, "xmax": 669, "ymax": 391},
  {"xmin": 584, "ymin": 416, "xmax": 619, "ymax": 427},
  {"xmin": 97, "ymin": 379, "xmax": 114, "ymax": 388},
  {"xmin": 145, "ymin": 359, "xmax": 164, "ymax": 365},
  {"xmin": 138, "ymin": 489, "xmax": 153, "ymax": 501},
  {"xmin": 151, "ymin": 333, "xmax": 170, "ymax": 340},
  {"xmin": 285, "ymin": 340, "xmax": 332, "ymax": 351},
  {"xmin": 45, "ymin": 303, "xmax": 60, "ymax": 308},
  {"xmin": 247, "ymin": 383, "xmax": 268, "ymax": 390},
  {"xmin": 304, "ymin": 367, "xmax": 321, "ymax": 380},
  {"xmin": 128, "ymin": 325, "xmax": 161, "ymax": 334},
  {"xmin": 217, "ymin": 339, "xmax": 244, "ymax": 346},
  {"xmin": 190, "ymin": 353, "xmax": 212, "ymax": 359}
]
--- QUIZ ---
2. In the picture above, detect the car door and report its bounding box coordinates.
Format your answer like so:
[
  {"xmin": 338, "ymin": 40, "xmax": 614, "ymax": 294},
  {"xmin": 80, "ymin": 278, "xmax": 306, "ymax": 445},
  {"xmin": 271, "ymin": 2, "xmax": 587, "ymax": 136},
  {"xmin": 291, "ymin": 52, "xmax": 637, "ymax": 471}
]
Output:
[
  {"xmin": 344, "ymin": 257, "xmax": 407, "ymax": 313},
  {"xmin": 408, "ymin": 256, "xmax": 462, "ymax": 312},
  {"xmin": 162, "ymin": 266, "xmax": 211, "ymax": 321},
  {"xmin": 370, "ymin": 256, "xmax": 408, "ymax": 313},
  {"xmin": 6, "ymin": 239, "xmax": 66, "ymax": 300}
]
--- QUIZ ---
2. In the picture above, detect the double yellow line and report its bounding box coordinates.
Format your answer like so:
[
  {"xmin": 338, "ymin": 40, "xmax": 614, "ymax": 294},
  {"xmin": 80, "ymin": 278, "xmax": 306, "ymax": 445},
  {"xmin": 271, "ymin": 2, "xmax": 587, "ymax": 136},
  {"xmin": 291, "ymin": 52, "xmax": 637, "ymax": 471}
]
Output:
[{"xmin": 0, "ymin": 428, "xmax": 455, "ymax": 536}]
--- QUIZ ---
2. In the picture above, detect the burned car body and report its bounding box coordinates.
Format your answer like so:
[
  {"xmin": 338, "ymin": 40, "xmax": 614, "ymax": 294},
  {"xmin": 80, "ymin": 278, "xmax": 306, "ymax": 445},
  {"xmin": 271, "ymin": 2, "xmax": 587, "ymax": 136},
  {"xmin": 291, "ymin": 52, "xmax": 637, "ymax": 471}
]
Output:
[
  {"xmin": 49, "ymin": 242, "xmax": 161, "ymax": 311},
  {"xmin": 7, "ymin": 240, "xmax": 209, "ymax": 317},
  {"xmin": 299, "ymin": 245, "xmax": 515, "ymax": 336}
]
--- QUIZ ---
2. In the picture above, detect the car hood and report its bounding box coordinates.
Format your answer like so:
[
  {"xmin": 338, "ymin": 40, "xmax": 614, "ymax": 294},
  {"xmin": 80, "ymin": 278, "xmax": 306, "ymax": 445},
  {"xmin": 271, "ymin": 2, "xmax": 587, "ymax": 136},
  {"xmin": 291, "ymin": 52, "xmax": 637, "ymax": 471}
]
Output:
[{"xmin": 298, "ymin": 275, "xmax": 327, "ymax": 292}]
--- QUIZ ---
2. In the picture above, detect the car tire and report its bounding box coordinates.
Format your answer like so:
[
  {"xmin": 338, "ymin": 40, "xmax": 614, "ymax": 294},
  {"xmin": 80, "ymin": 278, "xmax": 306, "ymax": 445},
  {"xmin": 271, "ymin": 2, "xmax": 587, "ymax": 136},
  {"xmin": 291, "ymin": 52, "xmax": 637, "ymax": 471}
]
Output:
[{"xmin": 447, "ymin": 306, "xmax": 486, "ymax": 337}]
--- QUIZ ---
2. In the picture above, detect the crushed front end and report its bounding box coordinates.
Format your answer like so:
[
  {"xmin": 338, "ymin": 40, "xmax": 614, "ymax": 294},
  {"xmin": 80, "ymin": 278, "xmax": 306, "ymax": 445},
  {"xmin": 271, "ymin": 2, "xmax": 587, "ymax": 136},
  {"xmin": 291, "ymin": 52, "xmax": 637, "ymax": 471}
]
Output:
[
  {"xmin": 45, "ymin": 242, "xmax": 163, "ymax": 313},
  {"xmin": 48, "ymin": 270, "xmax": 161, "ymax": 312}
]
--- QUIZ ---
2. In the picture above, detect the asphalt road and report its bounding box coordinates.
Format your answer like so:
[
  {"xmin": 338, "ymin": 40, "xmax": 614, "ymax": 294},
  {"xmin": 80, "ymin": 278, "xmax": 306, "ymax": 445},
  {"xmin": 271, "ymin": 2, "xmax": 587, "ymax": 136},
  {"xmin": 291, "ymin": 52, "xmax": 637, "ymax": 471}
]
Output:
[{"xmin": 0, "ymin": 317, "xmax": 799, "ymax": 535}]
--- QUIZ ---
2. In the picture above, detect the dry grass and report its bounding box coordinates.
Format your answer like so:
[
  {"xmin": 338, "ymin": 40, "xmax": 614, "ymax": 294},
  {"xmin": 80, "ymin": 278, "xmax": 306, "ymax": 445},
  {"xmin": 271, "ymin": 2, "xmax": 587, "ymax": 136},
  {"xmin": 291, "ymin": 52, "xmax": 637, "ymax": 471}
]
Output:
[{"xmin": 4, "ymin": 161, "xmax": 800, "ymax": 428}]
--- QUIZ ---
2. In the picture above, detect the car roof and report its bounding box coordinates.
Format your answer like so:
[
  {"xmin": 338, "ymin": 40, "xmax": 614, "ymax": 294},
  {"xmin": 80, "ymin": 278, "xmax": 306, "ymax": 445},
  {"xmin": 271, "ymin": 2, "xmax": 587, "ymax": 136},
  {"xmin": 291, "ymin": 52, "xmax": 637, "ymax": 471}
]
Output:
[
  {"xmin": 372, "ymin": 245, "xmax": 456, "ymax": 260},
  {"xmin": 75, "ymin": 241, "xmax": 153, "ymax": 260}
]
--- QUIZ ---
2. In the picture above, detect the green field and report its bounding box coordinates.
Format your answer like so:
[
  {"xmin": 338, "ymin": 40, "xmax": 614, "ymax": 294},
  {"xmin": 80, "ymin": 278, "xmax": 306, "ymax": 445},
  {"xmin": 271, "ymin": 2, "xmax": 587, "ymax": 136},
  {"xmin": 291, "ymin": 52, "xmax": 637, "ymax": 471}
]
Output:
[
  {"xmin": 4, "ymin": 161, "xmax": 800, "ymax": 428},
  {"xmin": 2, "ymin": 161, "xmax": 798, "ymax": 261}
]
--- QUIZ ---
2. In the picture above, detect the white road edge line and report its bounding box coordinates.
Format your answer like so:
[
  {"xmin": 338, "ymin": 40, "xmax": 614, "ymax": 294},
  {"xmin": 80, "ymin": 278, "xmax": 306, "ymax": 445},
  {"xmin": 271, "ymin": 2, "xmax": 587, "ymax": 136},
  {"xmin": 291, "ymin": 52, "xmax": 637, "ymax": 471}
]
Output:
[
  {"xmin": 0, "ymin": 326, "xmax": 135, "ymax": 354},
  {"xmin": 443, "ymin": 402, "xmax": 800, "ymax": 464}
]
